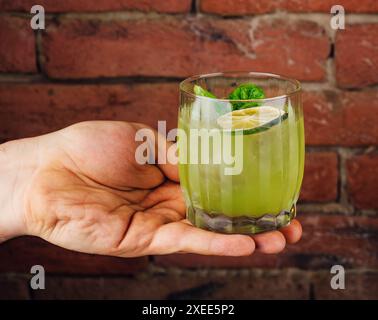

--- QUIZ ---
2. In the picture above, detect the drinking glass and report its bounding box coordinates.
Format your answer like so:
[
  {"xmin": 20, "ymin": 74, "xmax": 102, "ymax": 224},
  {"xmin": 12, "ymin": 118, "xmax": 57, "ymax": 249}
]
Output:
[{"xmin": 178, "ymin": 72, "xmax": 304, "ymax": 234}]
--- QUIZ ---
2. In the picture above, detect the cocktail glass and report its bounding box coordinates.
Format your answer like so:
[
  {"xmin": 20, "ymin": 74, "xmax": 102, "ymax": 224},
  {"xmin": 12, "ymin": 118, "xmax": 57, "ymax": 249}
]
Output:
[{"xmin": 178, "ymin": 72, "xmax": 304, "ymax": 234}]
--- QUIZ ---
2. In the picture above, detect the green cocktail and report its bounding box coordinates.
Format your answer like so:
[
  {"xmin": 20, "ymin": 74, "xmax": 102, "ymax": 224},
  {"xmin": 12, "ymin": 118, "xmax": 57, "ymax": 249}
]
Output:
[{"xmin": 178, "ymin": 72, "xmax": 304, "ymax": 234}]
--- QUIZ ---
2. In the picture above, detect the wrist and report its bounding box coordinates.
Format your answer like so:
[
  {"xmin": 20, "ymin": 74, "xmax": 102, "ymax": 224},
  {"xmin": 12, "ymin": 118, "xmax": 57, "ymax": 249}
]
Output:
[{"xmin": 0, "ymin": 138, "xmax": 38, "ymax": 242}]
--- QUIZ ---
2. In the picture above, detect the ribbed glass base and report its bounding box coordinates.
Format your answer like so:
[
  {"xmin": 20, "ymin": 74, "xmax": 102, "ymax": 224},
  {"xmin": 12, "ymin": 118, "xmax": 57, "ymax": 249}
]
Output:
[{"xmin": 187, "ymin": 204, "xmax": 296, "ymax": 234}]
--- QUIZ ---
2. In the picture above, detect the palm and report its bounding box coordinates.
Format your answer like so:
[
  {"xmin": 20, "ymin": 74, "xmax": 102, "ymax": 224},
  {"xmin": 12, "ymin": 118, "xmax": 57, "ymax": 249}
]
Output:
[{"xmin": 24, "ymin": 121, "xmax": 302, "ymax": 257}]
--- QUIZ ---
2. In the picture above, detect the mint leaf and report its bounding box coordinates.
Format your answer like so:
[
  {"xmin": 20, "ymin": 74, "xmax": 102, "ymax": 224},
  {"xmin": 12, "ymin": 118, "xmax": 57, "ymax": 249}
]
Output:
[
  {"xmin": 193, "ymin": 84, "xmax": 228, "ymax": 114},
  {"xmin": 193, "ymin": 85, "xmax": 217, "ymax": 98},
  {"xmin": 228, "ymin": 83, "xmax": 265, "ymax": 110}
]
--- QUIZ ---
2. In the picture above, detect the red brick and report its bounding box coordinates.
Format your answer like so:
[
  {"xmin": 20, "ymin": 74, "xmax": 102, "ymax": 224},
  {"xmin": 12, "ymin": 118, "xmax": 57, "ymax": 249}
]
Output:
[
  {"xmin": 3, "ymin": 86, "xmax": 377, "ymax": 147},
  {"xmin": 42, "ymin": 18, "xmax": 329, "ymax": 80},
  {"xmin": 200, "ymin": 0, "xmax": 378, "ymax": 15},
  {"xmin": 300, "ymin": 152, "xmax": 338, "ymax": 202},
  {"xmin": 347, "ymin": 155, "xmax": 378, "ymax": 210},
  {"xmin": 32, "ymin": 271, "xmax": 310, "ymax": 299},
  {"xmin": 154, "ymin": 253, "xmax": 277, "ymax": 269},
  {"xmin": 155, "ymin": 215, "xmax": 378, "ymax": 269},
  {"xmin": 304, "ymin": 90, "xmax": 378, "ymax": 146},
  {"xmin": 0, "ymin": 16, "xmax": 36, "ymax": 73},
  {"xmin": 313, "ymin": 271, "xmax": 378, "ymax": 299},
  {"xmin": 0, "ymin": 236, "xmax": 147, "ymax": 275},
  {"xmin": 32, "ymin": 275, "xmax": 212, "ymax": 299},
  {"xmin": 0, "ymin": 275, "xmax": 30, "ymax": 299},
  {"xmin": 303, "ymin": 91, "xmax": 342, "ymax": 145},
  {"xmin": 0, "ymin": 0, "xmax": 191, "ymax": 13},
  {"xmin": 282, "ymin": 215, "xmax": 378, "ymax": 269},
  {"xmin": 336, "ymin": 24, "xmax": 378, "ymax": 88},
  {"xmin": 0, "ymin": 83, "xmax": 178, "ymax": 141},
  {"xmin": 33, "ymin": 276, "xmax": 203, "ymax": 299}
]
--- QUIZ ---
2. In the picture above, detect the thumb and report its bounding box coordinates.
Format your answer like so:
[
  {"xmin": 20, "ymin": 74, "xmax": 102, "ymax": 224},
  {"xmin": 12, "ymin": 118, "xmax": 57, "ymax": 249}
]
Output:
[
  {"xmin": 132, "ymin": 122, "xmax": 179, "ymax": 182},
  {"xmin": 158, "ymin": 142, "xmax": 179, "ymax": 182}
]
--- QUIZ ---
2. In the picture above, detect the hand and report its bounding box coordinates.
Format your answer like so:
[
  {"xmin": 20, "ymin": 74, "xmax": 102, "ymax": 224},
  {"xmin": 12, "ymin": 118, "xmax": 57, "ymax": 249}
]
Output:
[{"xmin": 0, "ymin": 121, "xmax": 302, "ymax": 257}]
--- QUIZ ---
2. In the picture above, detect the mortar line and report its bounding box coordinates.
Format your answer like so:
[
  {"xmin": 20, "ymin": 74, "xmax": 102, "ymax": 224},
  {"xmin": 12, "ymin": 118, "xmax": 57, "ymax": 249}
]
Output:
[
  {"xmin": 1, "ymin": 74, "xmax": 378, "ymax": 92},
  {"xmin": 34, "ymin": 29, "xmax": 43, "ymax": 74},
  {"xmin": 2, "ymin": 10, "xmax": 378, "ymax": 23}
]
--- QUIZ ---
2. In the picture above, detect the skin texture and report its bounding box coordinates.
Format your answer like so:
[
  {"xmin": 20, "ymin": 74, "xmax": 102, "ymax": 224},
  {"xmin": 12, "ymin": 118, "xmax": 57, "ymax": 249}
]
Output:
[{"xmin": 0, "ymin": 121, "xmax": 302, "ymax": 257}]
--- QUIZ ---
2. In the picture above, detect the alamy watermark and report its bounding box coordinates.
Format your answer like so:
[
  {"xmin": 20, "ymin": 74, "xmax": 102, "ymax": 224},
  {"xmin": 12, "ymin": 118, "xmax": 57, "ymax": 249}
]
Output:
[
  {"xmin": 28, "ymin": 4, "xmax": 345, "ymax": 31},
  {"xmin": 134, "ymin": 121, "xmax": 244, "ymax": 176},
  {"xmin": 30, "ymin": 265, "xmax": 45, "ymax": 290},
  {"xmin": 30, "ymin": 5, "xmax": 45, "ymax": 30},
  {"xmin": 330, "ymin": 5, "xmax": 345, "ymax": 30},
  {"xmin": 330, "ymin": 265, "xmax": 346, "ymax": 290}
]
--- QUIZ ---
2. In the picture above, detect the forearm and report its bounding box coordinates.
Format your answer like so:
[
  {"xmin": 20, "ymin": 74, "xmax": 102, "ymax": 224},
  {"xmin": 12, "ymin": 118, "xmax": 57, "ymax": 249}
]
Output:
[{"xmin": 0, "ymin": 138, "xmax": 38, "ymax": 242}]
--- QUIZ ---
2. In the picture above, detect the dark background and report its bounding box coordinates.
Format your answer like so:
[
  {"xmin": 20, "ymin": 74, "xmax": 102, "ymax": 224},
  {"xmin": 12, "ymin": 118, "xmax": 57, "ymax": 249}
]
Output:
[{"xmin": 0, "ymin": 0, "xmax": 377, "ymax": 299}]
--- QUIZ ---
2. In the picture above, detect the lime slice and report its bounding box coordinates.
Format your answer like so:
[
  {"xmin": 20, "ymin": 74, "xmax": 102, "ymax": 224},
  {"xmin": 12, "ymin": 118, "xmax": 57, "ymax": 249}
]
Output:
[{"xmin": 217, "ymin": 106, "xmax": 288, "ymax": 135}]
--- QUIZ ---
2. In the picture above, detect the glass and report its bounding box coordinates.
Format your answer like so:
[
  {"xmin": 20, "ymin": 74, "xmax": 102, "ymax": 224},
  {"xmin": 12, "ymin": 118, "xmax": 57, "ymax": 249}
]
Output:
[{"xmin": 178, "ymin": 72, "xmax": 305, "ymax": 234}]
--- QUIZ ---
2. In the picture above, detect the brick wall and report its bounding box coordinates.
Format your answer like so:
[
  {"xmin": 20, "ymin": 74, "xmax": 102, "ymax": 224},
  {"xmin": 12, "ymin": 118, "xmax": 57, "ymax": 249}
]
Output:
[{"xmin": 0, "ymin": 0, "xmax": 377, "ymax": 300}]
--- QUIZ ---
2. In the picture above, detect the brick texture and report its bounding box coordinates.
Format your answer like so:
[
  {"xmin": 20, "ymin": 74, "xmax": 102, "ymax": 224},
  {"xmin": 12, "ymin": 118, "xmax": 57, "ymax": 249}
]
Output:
[
  {"xmin": 200, "ymin": 0, "xmax": 378, "ymax": 15},
  {"xmin": 3, "ymin": 271, "xmax": 376, "ymax": 300},
  {"xmin": 280, "ymin": 215, "xmax": 378, "ymax": 269},
  {"xmin": 304, "ymin": 90, "xmax": 378, "ymax": 146},
  {"xmin": 300, "ymin": 152, "xmax": 338, "ymax": 202},
  {"xmin": 336, "ymin": 24, "xmax": 378, "ymax": 88},
  {"xmin": 42, "ymin": 17, "xmax": 329, "ymax": 80},
  {"xmin": 0, "ymin": 2, "xmax": 377, "ymax": 301},
  {"xmin": 32, "ymin": 271, "xmax": 310, "ymax": 299},
  {"xmin": 0, "ymin": 16, "xmax": 36, "ymax": 73},
  {"xmin": 313, "ymin": 271, "xmax": 378, "ymax": 299},
  {"xmin": 155, "ymin": 214, "xmax": 378, "ymax": 269},
  {"xmin": 0, "ymin": 83, "xmax": 178, "ymax": 141},
  {"xmin": 0, "ymin": 0, "xmax": 192, "ymax": 13},
  {"xmin": 0, "ymin": 275, "xmax": 30, "ymax": 299},
  {"xmin": 3, "ymin": 86, "xmax": 376, "ymax": 148},
  {"xmin": 347, "ymin": 155, "xmax": 378, "ymax": 210},
  {"xmin": 0, "ymin": 237, "xmax": 148, "ymax": 275}
]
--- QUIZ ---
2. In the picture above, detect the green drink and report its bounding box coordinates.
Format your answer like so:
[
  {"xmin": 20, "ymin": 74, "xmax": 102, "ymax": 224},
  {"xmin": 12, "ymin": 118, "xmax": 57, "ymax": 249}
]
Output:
[{"xmin": 178, "ymin": 72, "xmax": 304, "ymax": 234}]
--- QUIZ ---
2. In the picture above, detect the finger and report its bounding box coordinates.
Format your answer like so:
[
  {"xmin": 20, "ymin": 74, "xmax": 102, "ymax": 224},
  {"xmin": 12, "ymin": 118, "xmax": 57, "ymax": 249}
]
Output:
[
  {"xmin": 157, "ymin": 142, "xmax": 179, "ymax": 182},
  {"xmin": 279, "ymin": 219, "xmax": 302, "ymax": 244},
  {"xmin": 148, "ymin": 221, "xmax": 255, "ymax": 256},
  {"xmin": 252, "ymin": 230, "xmax": 286, "ymax": 254}
]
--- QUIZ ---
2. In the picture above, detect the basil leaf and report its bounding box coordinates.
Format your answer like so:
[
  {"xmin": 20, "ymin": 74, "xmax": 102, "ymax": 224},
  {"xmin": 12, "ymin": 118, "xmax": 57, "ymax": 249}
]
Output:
[{"xmin": 228, "ymin": 83, "xmax": 265, "ymax": 110}]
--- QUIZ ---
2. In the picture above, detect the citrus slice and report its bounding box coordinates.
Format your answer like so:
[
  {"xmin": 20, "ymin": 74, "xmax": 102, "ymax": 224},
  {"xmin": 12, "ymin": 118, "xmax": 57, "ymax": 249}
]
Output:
[{"xmin": 217, "ymin": 106, "xmax": 288, "ymax": 135}]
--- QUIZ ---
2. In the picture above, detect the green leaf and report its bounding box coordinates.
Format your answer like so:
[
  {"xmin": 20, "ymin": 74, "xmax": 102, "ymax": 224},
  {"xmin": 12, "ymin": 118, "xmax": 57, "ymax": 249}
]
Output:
[
  {"xmin": 228, "ymin": 83, "xmax": 265, "ymax": 110},
  {"xmin": 193, "ymin": 85, "xmax": 217, "ymax": 98},
  {"xmin": 193, "ymin": 85, "xmax": 227, "ymax": 114}
]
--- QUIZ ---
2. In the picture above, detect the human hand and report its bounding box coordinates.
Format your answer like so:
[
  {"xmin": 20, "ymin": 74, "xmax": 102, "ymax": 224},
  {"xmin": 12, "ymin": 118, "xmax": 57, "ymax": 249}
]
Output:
[{"xmin": 0, "ymin": 121, "xmax": 302, "ymax": 257}]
